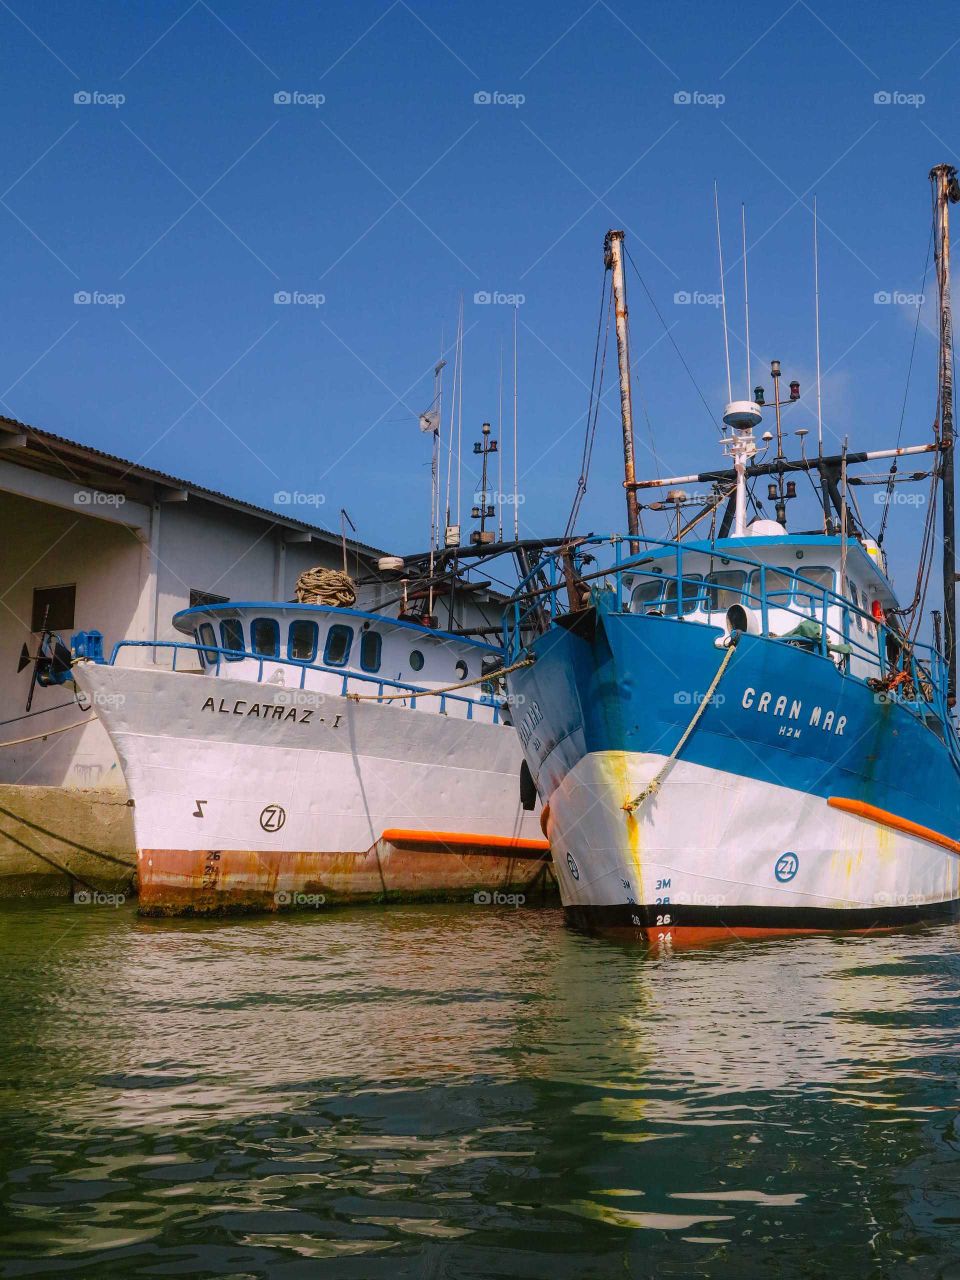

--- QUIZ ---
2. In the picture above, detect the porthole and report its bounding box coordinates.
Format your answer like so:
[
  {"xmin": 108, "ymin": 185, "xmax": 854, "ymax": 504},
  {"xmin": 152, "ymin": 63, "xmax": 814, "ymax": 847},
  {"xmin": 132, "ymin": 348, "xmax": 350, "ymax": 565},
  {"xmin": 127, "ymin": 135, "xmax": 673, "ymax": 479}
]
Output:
[
  {"xmin": 455, "ymin": 659, "xmax": 468, "ymax": 680},
  {"xmin": 410, "ymin": 649, "xmax": 425, "ymax": 672}
]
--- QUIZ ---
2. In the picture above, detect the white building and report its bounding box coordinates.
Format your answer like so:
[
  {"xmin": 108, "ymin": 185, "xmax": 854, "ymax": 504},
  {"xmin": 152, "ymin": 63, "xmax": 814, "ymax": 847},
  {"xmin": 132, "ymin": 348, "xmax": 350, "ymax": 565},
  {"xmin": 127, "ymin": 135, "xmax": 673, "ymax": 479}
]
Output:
[{"xmin": 0, "ymin": 415, "xmax": 505, "ymax": 895}]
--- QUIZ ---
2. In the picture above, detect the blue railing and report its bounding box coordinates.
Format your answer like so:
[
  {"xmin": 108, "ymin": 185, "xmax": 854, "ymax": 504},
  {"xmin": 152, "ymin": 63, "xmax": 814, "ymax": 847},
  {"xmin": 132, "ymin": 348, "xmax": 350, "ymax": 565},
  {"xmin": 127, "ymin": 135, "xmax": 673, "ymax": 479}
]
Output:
[
  {"xmin": 504, "ymin": 534, "xmax": 953, "ymax": 736},
  {"xmin": 108, "ymin": 640, "xmax": 500, "ymax": 723}
]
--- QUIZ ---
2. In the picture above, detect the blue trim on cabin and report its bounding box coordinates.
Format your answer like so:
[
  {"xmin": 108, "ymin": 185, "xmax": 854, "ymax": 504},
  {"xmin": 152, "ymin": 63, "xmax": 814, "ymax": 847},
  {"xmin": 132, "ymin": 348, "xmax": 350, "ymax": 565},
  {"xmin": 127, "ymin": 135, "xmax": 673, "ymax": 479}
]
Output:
[{"xmin": 172, "ymin": 602, "xmax": 497, "ymax": 651}]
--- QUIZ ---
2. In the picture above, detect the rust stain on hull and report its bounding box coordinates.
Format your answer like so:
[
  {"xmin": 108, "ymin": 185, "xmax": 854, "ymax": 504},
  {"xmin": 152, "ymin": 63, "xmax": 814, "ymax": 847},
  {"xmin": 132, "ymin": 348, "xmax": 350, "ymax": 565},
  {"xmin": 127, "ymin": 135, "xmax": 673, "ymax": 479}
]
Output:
[{"xmin": 138, "ymin": 840, "xmax": 557, "ymax": 915}]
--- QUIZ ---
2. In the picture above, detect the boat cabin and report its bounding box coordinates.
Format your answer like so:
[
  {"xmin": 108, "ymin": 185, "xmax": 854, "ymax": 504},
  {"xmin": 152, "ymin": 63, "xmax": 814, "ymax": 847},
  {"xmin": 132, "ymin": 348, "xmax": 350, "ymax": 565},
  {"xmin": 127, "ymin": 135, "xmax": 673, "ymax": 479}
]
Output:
[{"xmin": 162, "ymin": 602, "xmax": 501, "ymax": 723}]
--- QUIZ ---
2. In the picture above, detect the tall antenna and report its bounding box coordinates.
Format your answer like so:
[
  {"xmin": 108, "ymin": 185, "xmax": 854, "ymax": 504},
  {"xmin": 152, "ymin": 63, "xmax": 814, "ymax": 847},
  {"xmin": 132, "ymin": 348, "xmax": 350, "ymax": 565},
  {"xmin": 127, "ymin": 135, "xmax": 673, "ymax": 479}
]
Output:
[
  {"xmin": 456, "ymin": 297, "xmax": 464, "ymax": 528},
  {"xmin": 443, "ymin": 302, "xmax": 460, "ymax": 541},
  {"xmin": 715, "ymin": 182, "xmax": 732, "ymax": 405},
  {"xmin": 512, "ymin": 305, "xmax": 519, "ymax": 540},
  {"xmin": 813, "ymin": 194, "xmax": 824, "ymax": 460},
  {"xmin": 741, "ymin": 203, "xmax": 751, "ymax": 399},
  {"xmin": 497, "ymin": 337, "xmax": 504, "ymax": 541}
]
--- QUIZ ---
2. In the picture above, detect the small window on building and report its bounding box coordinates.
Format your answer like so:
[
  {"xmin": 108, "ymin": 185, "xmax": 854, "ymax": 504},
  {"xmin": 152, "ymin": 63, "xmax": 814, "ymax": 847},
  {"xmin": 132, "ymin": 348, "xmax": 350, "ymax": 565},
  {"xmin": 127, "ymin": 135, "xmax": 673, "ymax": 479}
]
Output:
[
  {"xmin": 631, "ymin": 580, "xmax": 664, "ymax": 614},
  {"xmin": 198, "ymin": 622, "xmax": 219, "ymax": 665},
  {"xmin": 220, "ymin": 619, "xmax": 245, "ymax": 660},
  {"xmin": 455, "ymin": 659, "xmax": 469, "ymax": 680},
  {"xmin": 360, "ymin": 630, "xmax": 382, "ymax": 672},
  {"xmin": 190, "ymin": 589, "xmax": 230, "ymax": 608},
  {"xmin": 288, "ymin": 620, "xmax": 319, "ymax": 662},
  {"xmin": 251, "ymin": 618, "xmax": 280, "ymax": 657},
  {"xmin": 409, "ymin": 649, "xmax": 425, "ymax": 672},
  {"xmin": 31, "ymin": 584, "xmax": 75, "ymax": 632},
  {"xmin": 323, "ymin": 624, "xmax": 353, "ymax": 666}
]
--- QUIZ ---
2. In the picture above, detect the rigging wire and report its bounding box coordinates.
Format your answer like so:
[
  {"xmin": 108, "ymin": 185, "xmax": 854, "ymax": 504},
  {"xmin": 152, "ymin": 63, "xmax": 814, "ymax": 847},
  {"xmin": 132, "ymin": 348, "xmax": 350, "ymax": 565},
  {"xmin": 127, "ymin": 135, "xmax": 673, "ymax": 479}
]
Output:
[
  {"xmin": 878, "ymin": 224, "xmax": 934, "ymax": 546},
  {"xmin": 565, "ymin": 269, "xmax": 612, "ymax": 537},
  {"xmin": 622, "ymin": 244, "xmax": 718, "ymax": 432}
]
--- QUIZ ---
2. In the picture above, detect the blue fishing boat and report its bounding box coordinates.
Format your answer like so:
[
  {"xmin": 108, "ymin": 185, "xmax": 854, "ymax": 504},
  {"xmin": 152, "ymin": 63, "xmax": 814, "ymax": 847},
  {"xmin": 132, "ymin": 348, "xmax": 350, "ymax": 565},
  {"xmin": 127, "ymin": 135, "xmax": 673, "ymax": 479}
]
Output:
[{"xmin": 503, "ymin": 169, "xmax": 960, "ymax": 945}]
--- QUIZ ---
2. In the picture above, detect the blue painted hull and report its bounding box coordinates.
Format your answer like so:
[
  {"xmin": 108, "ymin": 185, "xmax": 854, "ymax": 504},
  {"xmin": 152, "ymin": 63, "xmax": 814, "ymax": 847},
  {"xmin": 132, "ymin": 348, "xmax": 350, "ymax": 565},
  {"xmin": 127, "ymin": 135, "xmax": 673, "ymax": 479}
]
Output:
[{"xmin": 507, "ymin": 609, "xmax": 960, "ymax": 941}]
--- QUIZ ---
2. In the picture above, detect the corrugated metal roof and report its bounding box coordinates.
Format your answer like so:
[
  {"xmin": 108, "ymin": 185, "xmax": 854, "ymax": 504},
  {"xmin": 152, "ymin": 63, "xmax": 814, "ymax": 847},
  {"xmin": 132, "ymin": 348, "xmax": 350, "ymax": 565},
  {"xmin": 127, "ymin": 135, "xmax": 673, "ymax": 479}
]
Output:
[{"xmin": 0, "ymin": 413, "xmax": 387, "ymax": 558}]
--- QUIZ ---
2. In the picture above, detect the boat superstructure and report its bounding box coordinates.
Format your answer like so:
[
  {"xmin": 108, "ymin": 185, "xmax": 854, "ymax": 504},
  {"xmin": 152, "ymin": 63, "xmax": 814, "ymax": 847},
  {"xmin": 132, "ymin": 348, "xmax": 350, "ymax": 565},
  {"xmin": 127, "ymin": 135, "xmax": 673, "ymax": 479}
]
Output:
[{"xmin": 503, "ymin": 169, "xmax": 960, "ymax": 945}]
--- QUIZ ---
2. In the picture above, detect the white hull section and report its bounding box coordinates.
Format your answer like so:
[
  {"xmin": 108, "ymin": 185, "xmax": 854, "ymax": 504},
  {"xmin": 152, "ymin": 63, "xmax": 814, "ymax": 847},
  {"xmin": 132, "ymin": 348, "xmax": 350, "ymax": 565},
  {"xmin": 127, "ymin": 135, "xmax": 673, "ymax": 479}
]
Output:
[
  {"xmin": 545, "ymin": 750, "xmax": 960, "ymax": 938},
  {"xmin": 73, "ymin": 663, "xmax": 547, "ymax": 911}
]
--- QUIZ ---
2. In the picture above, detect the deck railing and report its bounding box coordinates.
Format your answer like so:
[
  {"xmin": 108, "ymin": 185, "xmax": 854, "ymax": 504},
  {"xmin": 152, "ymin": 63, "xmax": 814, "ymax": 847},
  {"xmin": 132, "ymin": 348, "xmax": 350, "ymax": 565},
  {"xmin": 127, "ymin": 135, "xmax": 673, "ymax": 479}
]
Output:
[
  {"xmin": 108, "ymin": 639, "xmax": 500, "ymax": 723},
  {"xmin": 504, "ymin": 534, "xmax": 953, "ymax": 735}
]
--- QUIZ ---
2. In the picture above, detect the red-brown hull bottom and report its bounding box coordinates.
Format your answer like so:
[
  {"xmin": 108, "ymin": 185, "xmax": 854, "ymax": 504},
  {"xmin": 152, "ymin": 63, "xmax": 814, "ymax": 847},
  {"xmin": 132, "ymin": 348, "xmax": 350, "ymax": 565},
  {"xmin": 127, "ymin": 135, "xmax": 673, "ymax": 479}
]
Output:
[{"xmin": 137, "ymin": 839, "xmax": 556, "ymax": 915}]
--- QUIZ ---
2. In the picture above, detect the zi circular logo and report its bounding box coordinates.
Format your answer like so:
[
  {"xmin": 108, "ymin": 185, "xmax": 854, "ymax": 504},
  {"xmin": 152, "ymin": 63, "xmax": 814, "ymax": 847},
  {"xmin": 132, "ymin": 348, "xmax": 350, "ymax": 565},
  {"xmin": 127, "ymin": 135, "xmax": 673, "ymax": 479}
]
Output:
[
  {"xmin": 259, "ymin": 804, "xmax": 287, "ymax": 832},
  {"xmin": 775, "ymin": 852, "xmax": 799, "ymax": 883},
  {"xmin": 566, "ymin": 852, "xmax": 580, "ymax": 881}
]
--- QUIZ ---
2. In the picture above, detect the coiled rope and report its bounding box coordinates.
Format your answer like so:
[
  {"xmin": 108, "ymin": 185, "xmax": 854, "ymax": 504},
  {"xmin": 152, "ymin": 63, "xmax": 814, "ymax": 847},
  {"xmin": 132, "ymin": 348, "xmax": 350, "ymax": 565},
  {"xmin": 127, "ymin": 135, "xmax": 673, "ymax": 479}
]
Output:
[
  {"xmin": 346, "ymin": 656, "xmax": 535, "ymax": 703},
  {"xmin": 294, "ymin": 567, "xmax": 357, "ymax": 606},
  {"xmin": 623, "ymin": 635, "xmax": 739, "ymax": 812}
]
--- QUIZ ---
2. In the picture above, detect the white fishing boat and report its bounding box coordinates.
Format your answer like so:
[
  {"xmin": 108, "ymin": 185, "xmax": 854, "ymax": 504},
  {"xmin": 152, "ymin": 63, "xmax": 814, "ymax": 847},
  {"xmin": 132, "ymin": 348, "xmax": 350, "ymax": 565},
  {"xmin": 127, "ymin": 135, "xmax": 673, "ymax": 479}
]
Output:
[{"xmin": 72, "ymin": 586, "xmax": 549, "ymax": 913}]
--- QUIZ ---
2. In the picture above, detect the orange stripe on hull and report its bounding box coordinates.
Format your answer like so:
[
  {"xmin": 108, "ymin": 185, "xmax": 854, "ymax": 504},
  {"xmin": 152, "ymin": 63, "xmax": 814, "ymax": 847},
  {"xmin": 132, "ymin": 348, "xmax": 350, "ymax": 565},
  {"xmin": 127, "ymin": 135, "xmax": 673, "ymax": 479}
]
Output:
[
  {"xmin": 596, "ymin": 923, "xmax": 911, "ymax": 950},
  {"xmin": 380, "ymin": 829, "xmax": 550, "ymax": 853},
  {"xmin": 827, "ymin": 796, "xmax": 960, "ymax": 857}
]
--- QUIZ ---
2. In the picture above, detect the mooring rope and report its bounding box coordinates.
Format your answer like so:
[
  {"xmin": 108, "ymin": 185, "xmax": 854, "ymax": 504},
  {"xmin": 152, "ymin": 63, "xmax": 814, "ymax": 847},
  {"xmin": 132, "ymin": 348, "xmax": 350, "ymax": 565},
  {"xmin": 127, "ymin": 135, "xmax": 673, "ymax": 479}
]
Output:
[
  {"xmin": 346, "ymin": 656, "xmax": 535, "ymax": 703},
  {"xmin": 0, "ymin": 717, "xmax": 95, "ymax": 749},
  {"xmin": 623, "ymin": 636, "xmax": 739, "ymax": 812}
]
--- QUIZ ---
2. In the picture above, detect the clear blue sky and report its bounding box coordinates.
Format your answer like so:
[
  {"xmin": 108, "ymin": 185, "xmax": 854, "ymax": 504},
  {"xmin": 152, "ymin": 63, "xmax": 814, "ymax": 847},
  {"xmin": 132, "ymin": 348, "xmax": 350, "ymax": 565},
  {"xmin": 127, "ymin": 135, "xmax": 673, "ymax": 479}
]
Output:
[{"xmin": 1, "ymin": 0, "xmax": 956, "ymax": 602}]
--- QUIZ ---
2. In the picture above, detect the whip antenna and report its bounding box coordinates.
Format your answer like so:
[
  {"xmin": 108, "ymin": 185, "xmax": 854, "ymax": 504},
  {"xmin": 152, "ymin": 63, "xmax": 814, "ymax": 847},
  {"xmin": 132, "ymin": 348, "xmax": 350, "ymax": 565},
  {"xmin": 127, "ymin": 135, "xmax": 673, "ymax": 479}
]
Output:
[
  {"xmin": 814, "ymin": 194, "xmax": 824, "ymax": 459},
  {"xmin": 741, "ymin": 203, "xmax": 751, "ymax": 399},
  {"xmin": 715, "ymin": 182, "xmax": 733, "ymax": 405}
]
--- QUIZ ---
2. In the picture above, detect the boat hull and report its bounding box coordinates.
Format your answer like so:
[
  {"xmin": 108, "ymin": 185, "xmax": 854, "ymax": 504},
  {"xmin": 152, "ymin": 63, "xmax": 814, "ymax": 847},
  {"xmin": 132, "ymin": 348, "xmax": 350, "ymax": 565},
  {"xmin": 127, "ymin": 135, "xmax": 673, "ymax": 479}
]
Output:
[
  {"xmin": 74, "ymin": 663, "xmax": 552, "ymax": 914},
  {"xmin": 509, "ymin": 608, "xmax": 960, "ymax": 945}
]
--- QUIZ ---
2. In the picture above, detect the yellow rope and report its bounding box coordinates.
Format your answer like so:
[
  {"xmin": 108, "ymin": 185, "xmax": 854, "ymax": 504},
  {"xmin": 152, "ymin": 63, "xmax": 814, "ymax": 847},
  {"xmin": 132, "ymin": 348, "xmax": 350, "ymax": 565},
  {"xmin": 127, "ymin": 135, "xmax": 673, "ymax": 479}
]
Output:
[
  {"xmin": 346, "ymin": 656, "xmax": 535, "ymax": 703},
  {"xmin": 0, "ymin": 717, "xmax": 96, "ymax": 749},
  {"xmin": 623, "ymin": 638, "xmax": 739, "ymax": 812}
]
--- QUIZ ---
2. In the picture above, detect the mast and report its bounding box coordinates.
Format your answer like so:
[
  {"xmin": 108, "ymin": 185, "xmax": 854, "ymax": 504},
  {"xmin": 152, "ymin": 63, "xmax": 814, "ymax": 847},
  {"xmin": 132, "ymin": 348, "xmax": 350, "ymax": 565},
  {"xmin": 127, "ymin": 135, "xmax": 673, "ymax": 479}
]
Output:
[
  {"xmin": 604, "ymin": 230, "xmax": 640, "ymax": 538},
  {"xmin": 931, "ymin": 162, "xmax": 960, "ymax": 706}
]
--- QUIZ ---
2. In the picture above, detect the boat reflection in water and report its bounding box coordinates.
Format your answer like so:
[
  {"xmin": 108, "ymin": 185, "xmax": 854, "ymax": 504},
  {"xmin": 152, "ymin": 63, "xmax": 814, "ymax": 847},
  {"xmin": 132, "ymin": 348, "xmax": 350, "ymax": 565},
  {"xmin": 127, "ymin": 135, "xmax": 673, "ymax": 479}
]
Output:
[{"xmin": 5, "ymin": 901, "xmax": 958, "ymax": 1274}]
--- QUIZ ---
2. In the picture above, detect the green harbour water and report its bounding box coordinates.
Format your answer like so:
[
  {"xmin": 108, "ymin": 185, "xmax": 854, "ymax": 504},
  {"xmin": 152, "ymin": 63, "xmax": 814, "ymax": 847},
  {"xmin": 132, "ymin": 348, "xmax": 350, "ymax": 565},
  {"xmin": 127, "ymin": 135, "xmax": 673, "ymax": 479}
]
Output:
[{"xmin": 1, "ymin": 899, "xmax": 959, "ymax": 1278}]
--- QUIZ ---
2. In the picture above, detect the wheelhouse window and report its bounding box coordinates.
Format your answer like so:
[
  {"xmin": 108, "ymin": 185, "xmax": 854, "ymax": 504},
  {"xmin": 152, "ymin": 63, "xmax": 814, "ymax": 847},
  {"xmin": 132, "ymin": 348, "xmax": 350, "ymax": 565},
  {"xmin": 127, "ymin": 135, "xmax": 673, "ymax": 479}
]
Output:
[
  {"xmin": 219, "ymin": 619, "xmax": 245, "ymax": 660},
  {"xmin": 197, "ymin": 622, "xmax": 219, "ymax": 666},
  {"xmin": 661, "ymin": 574, "xmax": 704, "ymax": 617},
  {"xmin": 251, "ymin": 618, "xmax": 280, "ymax": 657},
  {"xmin": 323, "ymin": 624, "xmax": 353, "ymax": 666},
  {"xmin": 288, "ymin": 620, "xmax": 319, "ymax": 662},
  {"xmin": 360, "ymin": 630, "xmax": 382, "ymax": 672},
  {"xmin": 749, "ymin": 568, "xmax": 794, "ymax": 607},
  {"xmin": 846, "ymin": 579, "xmax": 866, "ymax": 632},
  {"xmin": 630, "ymin": 579, "xmax": 664, "ymax": 614},
  {"xmin": 704, "ymin": 569, "xmax": 746, "ymax": 613},
  {"xmin": 794, "ymin": 567, "xmax": 835, "ymax": 615}
]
